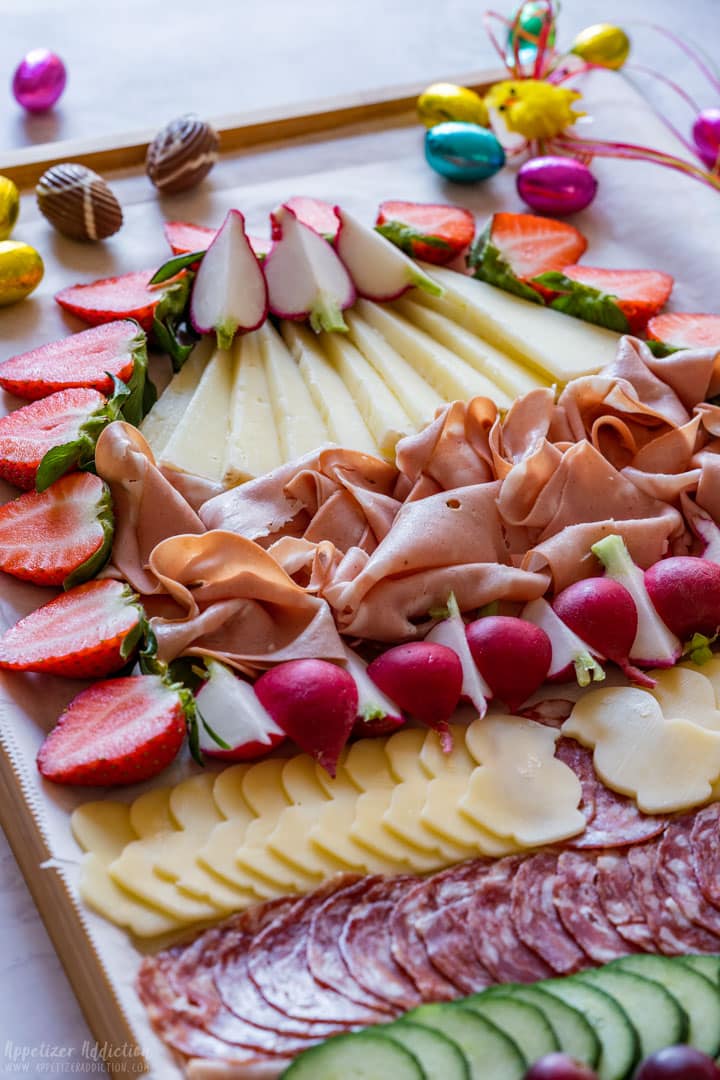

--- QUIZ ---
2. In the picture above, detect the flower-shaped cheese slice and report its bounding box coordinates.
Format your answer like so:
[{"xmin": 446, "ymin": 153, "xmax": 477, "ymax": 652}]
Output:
[{"xmin": 563, "ymin": 685, "xmax": 720, "ymax": 814}]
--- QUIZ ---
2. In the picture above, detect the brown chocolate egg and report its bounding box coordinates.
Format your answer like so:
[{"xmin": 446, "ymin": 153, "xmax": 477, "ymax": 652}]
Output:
[
  {"xmin": 145, "ymin": 115, "xmax": 219, "ymax": 194},
  {"xmin": 36, "ymin": 163, "xmax": 123, "ymax": 241}
]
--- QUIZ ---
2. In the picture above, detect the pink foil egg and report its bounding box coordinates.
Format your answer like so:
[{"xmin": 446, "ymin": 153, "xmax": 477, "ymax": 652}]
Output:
[
  {"xmin": 692, "ymin": 108, "xmax": 720, "ymax": 170},
  {"xmin": 516, "ymin": 155, "xmax": 598, "ymax": 217},
  {"xmin": 12, "ymin": 49, "xmax": 67, "ymax": 113}
]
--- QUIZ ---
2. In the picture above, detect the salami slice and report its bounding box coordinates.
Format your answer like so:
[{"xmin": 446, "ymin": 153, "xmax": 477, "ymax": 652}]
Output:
[
  {"xmin": 555, "ymin": 738, "xmax": 597, "ymax": 828},
  {"xmin": 420, "ymin": 894, "xmax": 494, "ymax": 994},
  {"xmin": 570, "ymin": 768, "xmax": 667, "ymax": 850},
  {"xmin": 553, "ymin": 850, "xmax": 631, "ymax": 964},
  {"xmin": 308, "ymin": 876, "xmax": 396, "ymax": 1011},
  {"xmin": 510, "ymin": 852, "xmax": 587, "ymax": 974},
  {"xmin": 389, "ymin": 877, "xmax": 459, "ymax": 1001},
  {"xmin": 690, "ymin": 802, "xmax": 720, "ymax": 909},
  {"xmin": 339, "ymin": 876, "xmax": 422, "ymax": 1010},
  {"xmin": 655, "ymin": 818, "xmax": 720, "ymax": 940},
  {"xmin": 595, "ymin": 852, "xmax": 655, "ymax": 950},
  {"xmin": 627, "ymin": 842, "xmax": 720, "ymax": 955},
  {"xmin": 469, "ymin": 856, "xmax": 553, "ymax": 984}
]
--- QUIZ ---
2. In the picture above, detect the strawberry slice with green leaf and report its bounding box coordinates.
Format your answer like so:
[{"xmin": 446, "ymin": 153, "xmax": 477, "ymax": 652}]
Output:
[
  {"xmin": 36, "ymin": 673, "xmax": 191, "ymax": 785},
  {"xmin": 533, "ymin": 265, "xmax": 674, "ymax": 334},
  {"xmin": 0, "ymin": 578, "xmax": 146, "ymax": 679},
  {"xmin": 468, "ymin": 211, "xmax": 587, "ymax": 303},
  {"xmin": 375, "ymin": 200, "xmax": 475, "ymax": 265},
  {"xmin": 164, "ymin": 220, "xmax": 272, "ymax": 261},
  {"xmin": 0, "ymin": 472, "xmax": 113, "ymax": 587},
  {"xmin": 646, "ymin": 312, "xmax": 720, "ymax": 355}
]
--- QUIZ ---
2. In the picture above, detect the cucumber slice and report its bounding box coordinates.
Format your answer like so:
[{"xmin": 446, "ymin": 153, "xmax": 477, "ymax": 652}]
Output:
[
  {"xmin": 612, "ymin": 954, "xmax": 720, "ymax": 1058},
  {"xmin": 407, "ymin": 1002, "xmax": 527, "ymax": 1080},
  {"xmin": 485, "ymin": 984, "xmax": 601, "ymax": 1070},
  {"xmin": 280, "ymin": 1030, "xmax": 426, "ymax": 1079},
  {"xmin": 387, "ymin": 1021, "xmax": 470, "ymax": 1080},
  {"xmin": 681, "ymin": 955, "xmax": 720, "ymax": 984},
  {"xmin": 462, "ymin": 994, "xmax": 559, "ymax": 1063},
  {"xmin": 542, "ymin": 977, "xmax": 639, "ymax": 1080},
  {"xmin": 575, "ymin": 968, "xmax": 688, "ymax": 1058}
]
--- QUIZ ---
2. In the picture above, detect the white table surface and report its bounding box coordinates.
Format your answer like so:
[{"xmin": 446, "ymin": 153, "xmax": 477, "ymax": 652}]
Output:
[{"xmin": 1, "ymin": 0, "xmax": 718, "ymax": 1073}]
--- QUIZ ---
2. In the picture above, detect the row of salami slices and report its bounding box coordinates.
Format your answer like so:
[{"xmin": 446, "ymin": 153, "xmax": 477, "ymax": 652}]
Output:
[{"xmin": 137, "ymin": 802, "xmax": 720, "ymax": 1074}]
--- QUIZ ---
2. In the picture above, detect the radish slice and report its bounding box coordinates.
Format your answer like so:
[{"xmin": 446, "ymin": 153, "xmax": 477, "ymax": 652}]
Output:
[
  {"xmin": 592, "ymin": 534, "xmax": 681, "ymax": 668},
  {"xmin": 197, "ymin": 659, "xmax": 285, "ymax": 761},
  {"xmin": 522, "ymin": 597, "xmax": 606, "ymax": 687},
  {"xmin": 264, "ymin": 205, "xmax": 355, "ymax": 333},
  {"xmin": 334, "ymin": 206, "xmax": 444, "ymax": 301},
  {"xmin": 190, "ymin": 209, "xmax": 268, "ymax": 349},
  {"xmin": 425, "ymin": 594, "xmax": 490, "ymax": 716},
  {"xmin": 343, "ymin": 644, "xmax": 405, "ymax": 735}
]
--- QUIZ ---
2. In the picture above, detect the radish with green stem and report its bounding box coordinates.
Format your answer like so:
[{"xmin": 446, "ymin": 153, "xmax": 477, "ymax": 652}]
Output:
[
  {"xmin": 522, "ymin": 597, "xmax": 606, "ymax": 687},
  {"xmin": 343, "ymin": 644, "xmax": 406, "ymax": 737},
  {"xmin": 367, "ymin": 642, "xmax": 462, "ymax": 751},
  {"xmin": 190, "ymin": 209, "xmax": 268, "ymax": 349},
  {"xmin": 645, "ymin": 556, "xmax": 720, "ymax": 642},
  {"xmin": 591, "ymin": 534, "xmax": 681, "ymax": 668},
  {"xmin": 334, "ymin": 206, "xmax": 444, "ymax": 302},
  {"xmin": 195, "ymin": 659, "xmax": 286, "ymax": 761},
  {"xmin": 465, "ymin": 614, "xmax": 552, "ymax": 711},
  {"xmin": 426, "ymin": 593, "xmax": 490, "ymax": 716},
  {"xmin": 264, "ymin": 205, "xmax": 355, "ymax": 333}
]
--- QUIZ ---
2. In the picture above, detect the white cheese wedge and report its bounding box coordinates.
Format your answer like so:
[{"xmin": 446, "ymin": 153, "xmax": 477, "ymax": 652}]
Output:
[
  {"xmin": 355, "ymin": 298, "xmax": 512, "ymax": 408},
  {"xmin": 344, "ymin": 310, "xmax": 444, "ymax": 427},
  {"xmin": 223, "ymin": 330, "xmax": 282, "ymax": 484},
  {"xmin": 395, "ymin": 297, "xmax": 548, "ymax": 398},
  {"xmin": 159, "ymin": 346, "xmax": 234, "ymax": 481},
  {"xmin": 281, "ymin": 321, "xmax": 379, "ymax": 456},
  {"xmin": 259, "ymin": 321, "xmax": 329, "ymax": 460},
  {"xmin": 139, "ymin": 338, "xmax": 213, "ymax": 458},
  {"xmin": 416, "ymin": 265, "xmax": 621, "ymax": 383},
  {"xmin": 321, "ymin": 331, "xmax": 416, "ymax": 457}
]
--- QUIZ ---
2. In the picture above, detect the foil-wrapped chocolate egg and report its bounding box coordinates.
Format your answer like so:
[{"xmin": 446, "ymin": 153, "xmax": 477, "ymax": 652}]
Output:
[
  {"xmin": 146, "ymin": 115, "xmax": 220, "ymax": 194},
  {"xmin": 0, "ymin": 241, "xmax": 44, "ymax": 306},
  {"xmin": 517, "ymin": 156, "xmax": 598, "ymax": 216},
  {"xmin": 36, "ymin": 163, "xmax": 123, "ymax": 241},
  {"xmin": 425, "ymin": 122, "xmax": 505, "ymax": 183},
  {"xmin": 506, "ymin": 1, "xmax": 556, "ymax": 66},
  {"xmin": 571, "ymin": 23, "xmax": 630, "ymax": 70},
  {"xmin": 417, "ymin": 83, "xmax": 489, "ymax": 129},
  {"xmin": 0, "ymin": 177, "xmax": 20, "ymax": 241}
]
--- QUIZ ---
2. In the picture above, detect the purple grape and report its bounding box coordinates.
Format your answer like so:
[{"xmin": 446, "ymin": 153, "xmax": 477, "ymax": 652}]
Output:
[
  {"xmin": 524, "ymin": 1053, "xmax": 599, "ymax": 1080},
  {"xmin": 634, "ymin": 1046, "xmax": 720, "ymax": 1080}
]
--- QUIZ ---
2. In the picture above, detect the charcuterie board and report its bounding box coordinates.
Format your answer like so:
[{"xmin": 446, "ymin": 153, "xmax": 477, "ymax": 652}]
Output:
[{"xmin": 1, "ymin": 64, "xmax": 720, "ymax": 1080}]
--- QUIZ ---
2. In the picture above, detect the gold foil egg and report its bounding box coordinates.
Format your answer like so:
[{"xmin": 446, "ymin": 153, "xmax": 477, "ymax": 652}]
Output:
[
  {"xmin": 417, "ymin": 83, "xmax": 489, "ymax": 129},
  {"xmin": 571, "ymin": 23, "xmax": 630, "ymax": 70},
  {"xmin": 0, "ymin": 177, "xmax": 20, "ymax": 241},
  {"xmin": 0, "ymin": 241, "xmax": 44, "ymax": 306}
]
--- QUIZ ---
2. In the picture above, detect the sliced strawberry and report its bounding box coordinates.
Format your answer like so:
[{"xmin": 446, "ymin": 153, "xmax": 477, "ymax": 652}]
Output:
[
  {"xmin": 534, "ymin": 265, "xmax": 674, "ymax": 334},
  {"xmin": 55, "ymin": 268, "xmax": 189, "ymax": 333},
  {"xmin": 281, "ymin": 196, "xmax": 339, "ymax": 240},
  {"xmin": 647, "ymin": 312, "xmax": 720, "ymax": 352},
  {"xmin": 376, "ymin": 200, "xmax": 475, "ymax": 265},
  {"xmin": 0, "ymin": 472, "xmax": 113, "ymax": 587},
  {"xmin": 0, "ymin": 321, "xmax": 146, "ymax": 402},
  {"xmin": 468, "ymin": 211, "xmax": 587, "ymax": 303},
  {"xmin": 0, "ymin": 578, "xmax": 145, "ymax": 679},
  {"xmin": 164, "ymin": 220, "xmax": 272, "ymax": 261},
  {"xmin": 37, "ymin": 674, "xmax": 188, "ymax": 785},
  {"xmin": 0, "ymin": 387, "xmax": 105, "ymax": 489}
]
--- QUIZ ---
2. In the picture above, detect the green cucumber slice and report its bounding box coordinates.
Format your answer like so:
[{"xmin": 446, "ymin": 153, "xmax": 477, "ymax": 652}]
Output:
[
  {"xmin": 461, "ymin": 994, "xmax": 559, "ymax": 1062},
  {"xmin": 406, "ymin": 1002, "xmax": 526, "ymax": 1080},
  {"xmin": 542, "ymin": 977, "xmax": 639, "ymax": 1080},
  {"xmin": 485, "ymin": 984, "xmax": 601, "ymax": 1069},
  {"xmin": 575, "ymin": 968, "xmax": 688, "ymax": 1058},
  {"xmin": 280, "ymin": 1030, "xmax": 426, "ymax": 1079},
  {"xmin": 387, "ymin": 1021, "xmax": 469, "ymax": 1080},
  {"xmin": 611, "ymin": 954, "xmax": 720, "ymax": 1058},
  {"xmin": 680, "ymin": 955, "xmax": 720, "ymax": 984}
]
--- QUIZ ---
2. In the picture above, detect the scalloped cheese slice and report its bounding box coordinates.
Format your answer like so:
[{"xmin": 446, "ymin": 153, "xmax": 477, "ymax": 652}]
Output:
[
  {"xmin": 223, "ymin": 330, "xmax": 282, "ymax": 484},
  {"xmin": 159, "ymin": 347, "xmax": 234, "ymax": 481},
  {"xmin": 682, "ymin": 657, "xmax": 720, "ymax": 706},
  {"xmin": 139, "ymin": 338, "xmax": 212, "ymax": 457},
  {"xmin": 260, "ymin": 321, "xmax": 329, "ymax": 460},
  {"xmin": 461, "ymin": 715, "xmax": 585, "ymax": 845},
  {"xmin": 563, "ymin": 685, "xmax": 720, "ymax": 814},
  {"xmin": 648, "ymin": 667, "xmax": 720, "ymax": 731}
]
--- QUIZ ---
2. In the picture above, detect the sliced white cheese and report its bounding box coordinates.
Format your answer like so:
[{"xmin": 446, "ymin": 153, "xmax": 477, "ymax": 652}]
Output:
[
  {"xmin": 355, "ymin": 297, "xmax": 512, "ymax": 408},
  {"xmin": 139, "ymin": 337, "xmax": 213, "ymax": 458},
  {"xmin": 223, "ymin": 330, "xmax": 282, "ymax": 484},
  {"xmin": 259, "ymin": 320, "xmax": 329, "ymax": 460},
  {"xmin": 159, "ymin": 346, "xmax": 234, "ymax": 481},
  {"xmin": 281, "ymin": 320, "xmax": 378, "ymax": 456},
  {"xmin": 648, "ymin": 667, "xmax": 720, "ymax": 732}
]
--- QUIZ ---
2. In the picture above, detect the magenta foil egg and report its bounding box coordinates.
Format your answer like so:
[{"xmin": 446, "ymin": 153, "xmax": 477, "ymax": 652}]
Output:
[
  {"xmin": 517, "ymin": 155, "xmax": 598, "ymax": 217},
  {"xmin": 692, "ymin": 108, "xmax": 720, "ymax": 170},
  {"xmin": 12, "ymin": 49, "xmax": 67, "ymax": 113}
]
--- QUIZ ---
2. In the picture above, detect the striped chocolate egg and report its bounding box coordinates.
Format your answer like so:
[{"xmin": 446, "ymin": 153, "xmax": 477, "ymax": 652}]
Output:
[
  {"xmin": 36, "ymin": 163, "xmax": 123, "ymax": 242},
  {"xmin": 145, "ymin": 115, "xmax": 219, "ymax": 194}
]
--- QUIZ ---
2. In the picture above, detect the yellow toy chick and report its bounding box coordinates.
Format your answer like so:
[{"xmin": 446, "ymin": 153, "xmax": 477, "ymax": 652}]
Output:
[{"xmin": 485, "ymin": 79, "xmax": 584, "ymax": 141}]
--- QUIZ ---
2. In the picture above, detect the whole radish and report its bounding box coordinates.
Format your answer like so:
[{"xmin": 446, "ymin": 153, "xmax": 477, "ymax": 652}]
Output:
[
  {"xmin": 254, "ymin": 658, "xmax": 357, "ymax": 776},
  {"xmin": 367, "ymin": 642, "xmax": 462, "ymax": 751},
  {"xmin": 552, "ymin": 577, "xmax": 655, "ymax": 688},
  {"xmin": 465, "ymin": 615, "xmax": 552, "ymax": 711},
  {"xmin": 645, "ymin": 556, "xmax": 720, "ymax": 640}
]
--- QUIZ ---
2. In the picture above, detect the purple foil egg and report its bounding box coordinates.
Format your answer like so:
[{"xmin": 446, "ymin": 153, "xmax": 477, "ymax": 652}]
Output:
[
  {"xmin": 693, "ymin": 108, "xmax": 720, "ymax": 170},
  {"xmin": 517, "ymin": 155, "xmax": 598, "ymax": 217},
  {"xmin": 12, "ymin": 49, "xmax": 67, "ymax": 113}
]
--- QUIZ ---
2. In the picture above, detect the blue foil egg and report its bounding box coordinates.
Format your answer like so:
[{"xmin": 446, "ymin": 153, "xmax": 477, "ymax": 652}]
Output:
[{"xmin": 425, "ymin": 122, "xmax": 506, "ymax": 183}]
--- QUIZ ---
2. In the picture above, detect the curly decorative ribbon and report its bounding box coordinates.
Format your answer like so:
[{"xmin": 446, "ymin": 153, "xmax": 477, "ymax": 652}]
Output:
[{"xmin": 552, "ymin": 133, "xmax": 720, "ymax": 193}]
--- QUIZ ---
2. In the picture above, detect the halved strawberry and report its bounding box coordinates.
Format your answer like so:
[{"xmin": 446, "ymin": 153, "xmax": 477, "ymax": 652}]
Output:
[
  {"xmin": 375, "ymin": 200, "xmax": 475, "ymax": 265},
  {"xmin": 0, "ymin": 472, "xmax": 113, "ymax": 587},
  {"xmin": 37, "ymin": 674, "xmax": 189, "ymax": 785},
  {"xmin": 55, "ymin": 268, "xmax": 188, "ymax": 333},
  {"xmin": 281, "ymin": 196, "xmax": 339, "ymax": 241},
  {"xmin": 164, "ymin": 220, "xmax": 271, "ymax": 261},
  {"xmin": 0, "ymin": 578, "xmax": 145, "ymax": 678},
  {"xmin": 647, "ymin": 312, "xmax": 720, "ymax": 353},
  {"xmin": 534, "ymin": 265, "xmax": 674, "ymax": 334},
  {"xmin": 468, "ymin": 211, "xmax": 587, "ymax": 303}
]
